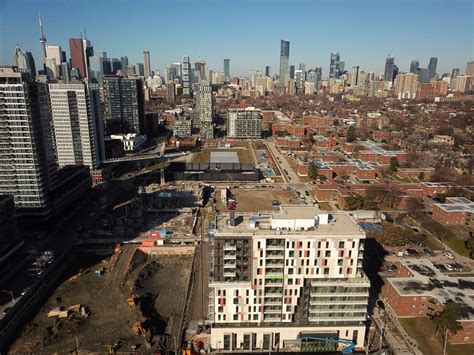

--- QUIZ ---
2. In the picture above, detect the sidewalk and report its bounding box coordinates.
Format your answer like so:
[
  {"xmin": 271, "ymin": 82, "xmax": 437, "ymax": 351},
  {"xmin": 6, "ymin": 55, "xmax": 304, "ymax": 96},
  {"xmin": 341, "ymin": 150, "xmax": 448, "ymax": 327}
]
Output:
[{"xmin": 372, "ymin": 306, "xmax": 422, "ymax": 355}]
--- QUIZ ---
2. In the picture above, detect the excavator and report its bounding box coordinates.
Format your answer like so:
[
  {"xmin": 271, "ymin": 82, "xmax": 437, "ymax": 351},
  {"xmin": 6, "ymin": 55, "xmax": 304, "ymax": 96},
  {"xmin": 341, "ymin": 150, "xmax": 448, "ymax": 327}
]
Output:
[{"xmin": 132, "ymin": 320, "xmax": 152, "ymax": 348}]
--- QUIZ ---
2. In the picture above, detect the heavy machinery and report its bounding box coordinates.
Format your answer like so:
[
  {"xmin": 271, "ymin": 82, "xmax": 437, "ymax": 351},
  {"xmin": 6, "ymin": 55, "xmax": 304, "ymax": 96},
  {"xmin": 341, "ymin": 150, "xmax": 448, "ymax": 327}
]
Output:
[
  {"xmin": 127, "ymin": 295, "xmax": 137, "ymax": 306},
  {"xmin": 132, "ymin": 320, "xmax": 152, "ymax": 347}
]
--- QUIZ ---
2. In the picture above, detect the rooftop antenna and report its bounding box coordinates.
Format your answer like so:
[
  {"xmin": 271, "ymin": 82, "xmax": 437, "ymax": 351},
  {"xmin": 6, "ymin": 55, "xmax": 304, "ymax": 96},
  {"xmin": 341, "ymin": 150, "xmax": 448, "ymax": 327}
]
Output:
[{"xmin": 84, "ymin": 29, "xmax": 87, "ymax": 40}]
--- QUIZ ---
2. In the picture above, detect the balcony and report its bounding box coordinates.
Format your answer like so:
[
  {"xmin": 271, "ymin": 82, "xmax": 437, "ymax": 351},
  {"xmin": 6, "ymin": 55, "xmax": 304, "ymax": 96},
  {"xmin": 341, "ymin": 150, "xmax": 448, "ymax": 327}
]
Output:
[
  {"xmin": 265, "ymin": 253, "xmax": 284, "ymax": 259},
  {"xmin": 223, "ymin": 262, "xmax": 236, "ymax": 268},
  {"xmin": 264, "ymin": 308, "xmax": 282, "ymax": 314},
  {"xmin": 264, "ymin": 292, "xmax": 283, "ymax": 297},
  {"xmin": 224, "ymin": 253, "xmax": 236, "ymax": 260},
  {"xmin": 310, "ymin": 292, "xmax": 368, "ymax": 298},
  {"xmin": 223, "ymin": 245, "xmax": 237, "ymax": 251},
  {"xmin": 264, "ymin": 300, "xmax": 281, "ymax": 305},
  {"xmin": 266, "ymin": 245, "xmax": 285, "ymax": 251},
  {"xmin": 310, "ymin": 299, "xmax": 368, "ymax": 306},
  {"xmin": 265, "ymin": 262, "xmax": 285, "ymax": 269},
  {"xmin": 263, "ymin": 314, "xmax": 281, "ymax": 321},
  {"xmin": 224, "ymin": 271, "xmax": 236, "ymax": 277}
]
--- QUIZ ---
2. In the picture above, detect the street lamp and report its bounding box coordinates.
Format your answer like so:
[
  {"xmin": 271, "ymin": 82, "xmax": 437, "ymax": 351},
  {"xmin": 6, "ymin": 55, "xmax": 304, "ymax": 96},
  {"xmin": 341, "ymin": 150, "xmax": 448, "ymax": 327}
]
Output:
[{"xmin": 2, "ymin": 289, "xmax": 15, "ymax": 304}]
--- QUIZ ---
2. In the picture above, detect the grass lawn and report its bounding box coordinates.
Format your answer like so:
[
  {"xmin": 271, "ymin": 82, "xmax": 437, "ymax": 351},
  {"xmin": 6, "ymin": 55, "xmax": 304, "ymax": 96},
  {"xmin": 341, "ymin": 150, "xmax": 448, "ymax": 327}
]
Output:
[
  {"xmin": 192, "ymin": 148, "xmax": 254, "ymax": 164},
  {"xmin": 400, "ymin": 317, "xmax": 474, "ymax": 355},
  {"xmin": 445, "ymin": 237, "xmax": 470, "ymax": 257}
]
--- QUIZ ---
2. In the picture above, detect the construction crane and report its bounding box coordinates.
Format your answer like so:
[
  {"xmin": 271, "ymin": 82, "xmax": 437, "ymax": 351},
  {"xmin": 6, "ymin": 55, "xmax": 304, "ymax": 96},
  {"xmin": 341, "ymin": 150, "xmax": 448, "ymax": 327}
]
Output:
[{"xmin": 299, "ymin": 335, "xmax": 355, "ymax": 354}]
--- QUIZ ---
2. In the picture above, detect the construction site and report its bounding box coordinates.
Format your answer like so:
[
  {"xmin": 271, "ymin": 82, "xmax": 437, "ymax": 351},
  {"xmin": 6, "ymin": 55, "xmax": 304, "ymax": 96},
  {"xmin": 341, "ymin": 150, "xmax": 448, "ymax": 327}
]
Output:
[{"xmin": 9, "ymin": 245, "xmax": 194, "ymax": 353}]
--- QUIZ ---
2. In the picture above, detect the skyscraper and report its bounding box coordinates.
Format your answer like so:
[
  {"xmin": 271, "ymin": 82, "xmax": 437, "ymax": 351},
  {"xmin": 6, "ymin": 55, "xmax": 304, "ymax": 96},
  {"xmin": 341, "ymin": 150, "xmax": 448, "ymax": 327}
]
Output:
[
  {"xmin": 143, "ymin": 51, "xmax": 151, "ymax": 78},
  {"xmin": 49, "ymin": 82, "xmax": 105, "ymax": 169},
  {"xmin": 428, "ymin": 57, "xmax": 438, "ymax": 80},
  {"xmin": 224, "ymin": 59, "xmax": 230, "ymax": 81},
  {"xmin": 418, "ymin": 68, "xmax": 430, "ymax": 83},
  {"xmin": 451, "ymin": 68, "xmax": 460, "ymax": 79},
  {"xmin": 278, "ymin": 40, "xmax": 290, "ymax": 87},
  {"xmin": 182, "ymin": 56, "xmax": 191, "ymax": 95},
  {"xmin": 0, "ymin": 67, "xmax": 56, "ymax": 215},
  {"xmin": 89, "ymin": 52, "xmax": 107, "ymax": 83},
  {"xmin": 45, "ymin": 45, "xmax": 62, "ymax": 78},
  {"xmin": 410, "ymin": 60, "xmax": 419, "ymax": 74},
  {"xmin": 120, "ymin": 56, "xmax": 129, "ymax": 72},
  {"xmin": 69, "ymin": 38, "xmax": 94, "ymax": 79},
  {"xmin": 135, "ymin": 63, "xmax": 144, "ymax": 76},
  {"xmin": 102, "ymin": 76, "xmax": 145, "ymax": 134},
  {"xmin": 329, "ymin": 52, "xmax": 341, "ymax": 79},
  {"xmin": 198, "ymin": 81, "xmax": 213, "ymax": 139},
  {"xmin": 194, "ymin": 60, "xmax": 206, "ymax": 81},
  {"xmin": 289, "ymin": 65, "xmax": 295, "ymax": 79},
  {"xmin": 12, "ymin": 45, "xmax": 36, "ymax": 78},
  {"xmin": 294, "ymin": 70, "xmax": 304, "ymax": 93},
  {"xmin": 265, "ymin": 66, "xmax": 271, "ymax": 77},
  {"xmin": 384, "ymin": 57, "xmax": 395, "ymax": 82},
  {"xmin": 298, "ymin": 63, "xmax": 306, "ymax": 80},
  {"xmin": 466, "ymin": 61, "xmax": 474, "ymax": 76},
  {"xmin": 111, "ymin": 58, "xmax": 121, "ymax": 74},
  {"xmin": 351, "ymin": 66, "xmax": 360, "ymax": 87}
]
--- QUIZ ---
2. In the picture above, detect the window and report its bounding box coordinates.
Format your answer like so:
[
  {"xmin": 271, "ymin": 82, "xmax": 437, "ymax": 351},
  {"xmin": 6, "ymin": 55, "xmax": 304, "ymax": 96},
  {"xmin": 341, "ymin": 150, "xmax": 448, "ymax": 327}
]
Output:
[
  {"xmin": 263, "ymin": 334, "xmax": 271, "ymax": 350},
  {"xmin": 243, "ymin": 334, "xmax": 251, "ymax": 350},
  {"xmin": 289, "ymin": 250, "xmax": 294, "ymax": 257},
  {"xmin": 233, "ymin": 314, "xmax": 238, "ymax": 320}
]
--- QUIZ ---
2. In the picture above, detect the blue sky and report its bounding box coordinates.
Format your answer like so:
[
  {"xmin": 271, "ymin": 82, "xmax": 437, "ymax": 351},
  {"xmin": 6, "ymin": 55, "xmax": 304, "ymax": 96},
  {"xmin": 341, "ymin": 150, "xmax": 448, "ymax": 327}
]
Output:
[{"xmin": 0, "ymin": 0, "xmax": 472, "ymax": 77}]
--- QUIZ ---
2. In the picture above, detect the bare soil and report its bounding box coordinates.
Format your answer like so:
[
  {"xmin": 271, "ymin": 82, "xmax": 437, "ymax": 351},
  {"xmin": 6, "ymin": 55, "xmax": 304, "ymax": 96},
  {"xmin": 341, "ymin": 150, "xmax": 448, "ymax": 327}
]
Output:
[
  {"xmin": 228, "ymin": 188, "xmax": 301, "ymax": 212},
  {"xmin": 9, "ymin": 246, "xmax": 192, "ymax": 354}
]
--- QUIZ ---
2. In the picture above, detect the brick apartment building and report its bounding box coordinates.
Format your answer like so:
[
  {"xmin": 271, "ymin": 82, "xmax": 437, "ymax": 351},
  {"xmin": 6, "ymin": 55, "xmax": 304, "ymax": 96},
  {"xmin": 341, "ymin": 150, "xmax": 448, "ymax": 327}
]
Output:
[
  {"xmin": 382, "ymin": 259, "xmax": 474, "ymax": 345},
  {"xmin": 432, "ymin": 197, "xmax": 474, "ymax": 228}
]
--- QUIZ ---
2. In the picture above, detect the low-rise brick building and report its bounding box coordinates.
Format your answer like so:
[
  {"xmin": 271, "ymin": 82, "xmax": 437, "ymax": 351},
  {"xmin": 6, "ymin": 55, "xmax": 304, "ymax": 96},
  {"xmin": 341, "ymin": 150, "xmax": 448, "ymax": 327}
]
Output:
[
  {"xmin": 383, "ymin": 259, "xmax": 474, "ymax": 345},
  {"xmin": 432, "ymin": 197, "xmax": 474, "ymax": 228}
]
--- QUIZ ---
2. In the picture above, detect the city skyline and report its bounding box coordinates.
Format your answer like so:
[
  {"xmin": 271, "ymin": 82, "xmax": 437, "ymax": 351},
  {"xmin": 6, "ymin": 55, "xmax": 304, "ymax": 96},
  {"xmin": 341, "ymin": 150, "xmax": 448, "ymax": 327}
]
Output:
[{"xmin": 0, "ymin": 0, "xmax": 472, "ymax": 77}]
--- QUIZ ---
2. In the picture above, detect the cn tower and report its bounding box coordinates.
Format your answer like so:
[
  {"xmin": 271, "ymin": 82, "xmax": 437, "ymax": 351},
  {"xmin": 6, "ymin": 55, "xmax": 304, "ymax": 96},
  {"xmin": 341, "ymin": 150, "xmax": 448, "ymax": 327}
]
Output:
[{"xmin": 38, "ymin": 13, "xmax": 47, "ymax": 71}]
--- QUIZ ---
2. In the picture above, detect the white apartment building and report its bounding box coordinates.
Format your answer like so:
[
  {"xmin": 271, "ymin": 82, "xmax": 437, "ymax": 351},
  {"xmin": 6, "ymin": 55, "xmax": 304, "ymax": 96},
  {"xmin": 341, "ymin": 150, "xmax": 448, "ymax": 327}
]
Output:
[
  {"xmin": 49, "ymin": 82, "xmax": 105, "ymax": 169},
  {"xmin": 227, "ymin": 107, "xmax": 263, "ymax": 138},
  {"xmin": 209, "ymin": 206, "xmax": 369, "ymax": 352}
]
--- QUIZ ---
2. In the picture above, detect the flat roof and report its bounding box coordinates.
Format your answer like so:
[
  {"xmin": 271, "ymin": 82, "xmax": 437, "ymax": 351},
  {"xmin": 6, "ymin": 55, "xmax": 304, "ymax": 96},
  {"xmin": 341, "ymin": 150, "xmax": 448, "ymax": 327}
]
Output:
[
  {"xmin": 215, "ymin": 208, "xmax": 364, "ymax": 237},
  {"xmin": 386, "ymin": 259, "xmax": 474, "ymax": 319},
  {"xmin": 435, "ymin": 197, "xmax": 474, "ymax": 213},
  {"xmin": 210, "ymin": 151, "xmax": 239, "ymax": 164},
  {"xmin": 271, "ymin": 205, "xmax": 322, "ymax": 220}
]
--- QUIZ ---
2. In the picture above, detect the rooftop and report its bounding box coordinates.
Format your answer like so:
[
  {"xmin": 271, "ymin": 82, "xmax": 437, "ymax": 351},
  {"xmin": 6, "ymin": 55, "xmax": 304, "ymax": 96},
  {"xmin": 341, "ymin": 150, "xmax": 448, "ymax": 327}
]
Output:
[
  {"xmin": 435, "ymin": 197, "xmax": 474, "ymax": 213},
  {"xmin": 215, "ymin": 206, "xmax": 364, "ymax": 237},
  {"xmin": 210, "ymin": 151, "xmax": 239, "ymax": 164},
  {"xmin": 386, "ymin": 259, "xmax": 474, "ymax": 319}
]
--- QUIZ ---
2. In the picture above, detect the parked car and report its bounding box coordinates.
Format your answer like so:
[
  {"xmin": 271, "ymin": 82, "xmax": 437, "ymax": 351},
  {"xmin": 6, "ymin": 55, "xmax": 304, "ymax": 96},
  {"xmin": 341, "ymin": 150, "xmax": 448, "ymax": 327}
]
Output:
[
  {"xmin": 443, "ymin": 251, "xmax": 454, "ymax": 259},
  {"xmin": 444, "ymin": 264, "xmax": 454, "ymax": 271}
]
